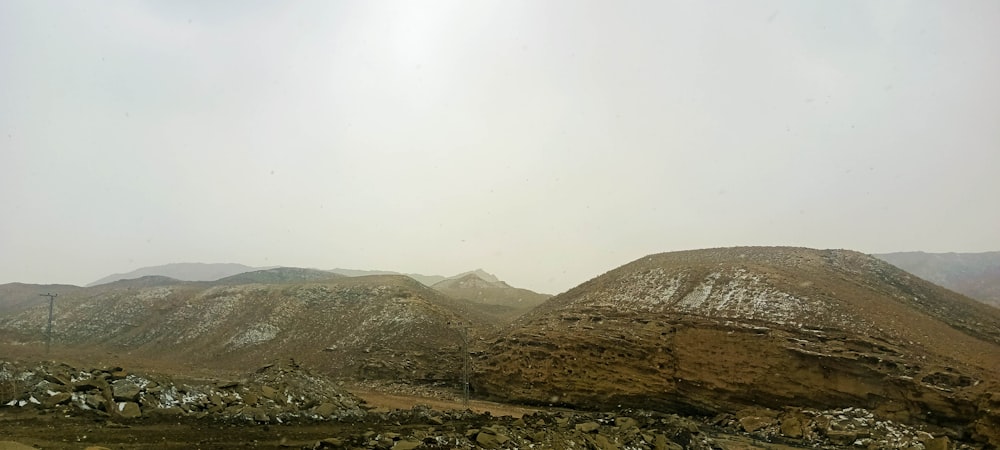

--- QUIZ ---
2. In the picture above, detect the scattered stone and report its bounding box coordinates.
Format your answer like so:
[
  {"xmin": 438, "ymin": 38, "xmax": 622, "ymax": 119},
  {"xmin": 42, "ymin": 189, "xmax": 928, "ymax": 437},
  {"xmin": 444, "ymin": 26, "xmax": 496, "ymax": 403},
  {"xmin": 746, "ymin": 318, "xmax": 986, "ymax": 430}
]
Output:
[
  {"xmin": 117, "ymin": 401, "xmax": 141, "ymax": 419},
  {"xmin": 391, "ymin": 438, "xmax": 422, "ymax": 450},
  {"xmin": 615, "ymin": 416, "xmax": 639, "ymax": 429},
  {"xmin": 260, "ymin": 385, "xmax": 277, "ymax": 400},
  {"xmin": 738, "ymin": 415, "xmax": 774, "ymax": 433},
  {"xmin": 313, "ymin": 402, "xmax": 337, "ymax": 417},
  {"xmin": 43, "ymin": 373, "xmax": 72, "ymax": 386},
  {"xmin": 84, "ymin": 393, "xmax": 105, "ymax": 411},
  {"xmin": 475, "ymin": 427, "xmax": 510, "ymax": 449},
  {"xmin": 925, "ymin": 436, "xmax": 951, "ymax": 450},
  {"xmin": 780, "ymin": 415, "xmax": 804, "ymax": 438},
  {"xmin": 826, "ymin": 430, "xmax": 858, "ymax": 446},
  {"xmin": 313, "ymin": 438, "xmax": 343, "ymax": 449},
  {"xmin": 43, "ymin": 392, "xmax": 72, "ymax": 407},
  {"xmin": 73, "ymin": 380, "xmax": 103, "ymax": 392},
  {"xmin": 588, "ymin": 434, "xmax": 620, "ymax": 450},
  {"xmin": 111, "ymin": 381, "xmax": 141, "ymax": 402}
]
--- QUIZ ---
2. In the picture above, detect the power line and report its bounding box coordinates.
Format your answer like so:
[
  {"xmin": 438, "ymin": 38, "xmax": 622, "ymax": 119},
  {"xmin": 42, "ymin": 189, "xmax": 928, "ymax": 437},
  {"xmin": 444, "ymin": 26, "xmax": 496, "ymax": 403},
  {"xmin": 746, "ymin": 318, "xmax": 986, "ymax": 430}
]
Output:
[{"xmin": 40, "ymin": 293, "xmax": 57, "ymax": 354}]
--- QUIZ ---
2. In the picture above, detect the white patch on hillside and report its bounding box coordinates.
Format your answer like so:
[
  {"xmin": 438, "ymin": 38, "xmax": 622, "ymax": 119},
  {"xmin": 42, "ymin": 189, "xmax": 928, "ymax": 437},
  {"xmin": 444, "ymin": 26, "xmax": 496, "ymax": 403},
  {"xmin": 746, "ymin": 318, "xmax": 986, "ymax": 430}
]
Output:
[
  {"xmin": 578, "ymin": 267, "xmax": 848, "ymax": 328},
  {"xmin": 673, "ymin": 269, "xmax": 815, "ymax": 325},
  {"xmin": 170, "ymin": 286, "xmax": 253, "ymax": 343},
  {"xmin": 331, "ymin": 295, "xmax": 428, "ymax": 348},
  {"xmin": 229, "ymin": 323, "xmax": 280, "ymax": 348},
  {"xmin": 584, "ymin": 268, "xmax": 687, "ymax": 311},
  {"xmin": 676, "ymin": 272, "xmax": 720, "ymax": 309}
]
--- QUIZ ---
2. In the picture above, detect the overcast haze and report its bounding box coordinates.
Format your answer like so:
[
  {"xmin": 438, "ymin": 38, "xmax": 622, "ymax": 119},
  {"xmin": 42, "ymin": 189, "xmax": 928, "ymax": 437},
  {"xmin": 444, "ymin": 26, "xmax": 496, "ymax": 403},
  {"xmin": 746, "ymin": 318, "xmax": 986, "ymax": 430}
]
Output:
[{"xmin": 2, "ymin": 1, "xmax": 999, "ymax": 294}]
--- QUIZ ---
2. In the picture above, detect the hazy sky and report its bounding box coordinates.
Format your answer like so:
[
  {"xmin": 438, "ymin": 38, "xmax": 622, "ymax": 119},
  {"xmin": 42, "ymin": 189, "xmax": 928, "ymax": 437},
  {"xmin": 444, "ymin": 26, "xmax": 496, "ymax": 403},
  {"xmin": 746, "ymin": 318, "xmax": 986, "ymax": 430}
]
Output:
[{"xmin": 2, "ymin": 1, "xmax": 999, "ymax": 294}]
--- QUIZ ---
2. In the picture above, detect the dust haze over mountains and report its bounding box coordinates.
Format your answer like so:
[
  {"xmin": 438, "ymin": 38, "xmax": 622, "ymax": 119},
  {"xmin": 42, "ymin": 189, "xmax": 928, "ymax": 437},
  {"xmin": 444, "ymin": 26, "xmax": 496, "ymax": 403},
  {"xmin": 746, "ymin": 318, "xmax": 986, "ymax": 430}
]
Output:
[{"xmin": 2, "ymin": 1, "xmax": 999, "ymax": 294}]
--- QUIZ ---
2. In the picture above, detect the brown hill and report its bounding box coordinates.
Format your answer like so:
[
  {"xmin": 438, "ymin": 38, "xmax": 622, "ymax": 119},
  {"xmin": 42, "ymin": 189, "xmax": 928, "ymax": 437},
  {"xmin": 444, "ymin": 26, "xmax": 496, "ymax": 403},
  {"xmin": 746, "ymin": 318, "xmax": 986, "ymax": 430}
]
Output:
[
  {"xmin": 876, "ymin": 251, "xmax": 1000, "ymax": 308},
  {"xmin": 0, "ymin": 275, "xmax": 500, "ymax": 386},
  {"xmin": 0, "ymin": 283, "xmax": 85, "ymax": 315},
  {"xmin": 215, "ymin": 267, "xmax": 345, "ymax": 284},
  {"xmin": 475, "ymin": 247, "xmax": 1000, "ymax": 446},
  {"xmin": 432, "ymin": 273, "xmax": 550, "ymax": 318}
]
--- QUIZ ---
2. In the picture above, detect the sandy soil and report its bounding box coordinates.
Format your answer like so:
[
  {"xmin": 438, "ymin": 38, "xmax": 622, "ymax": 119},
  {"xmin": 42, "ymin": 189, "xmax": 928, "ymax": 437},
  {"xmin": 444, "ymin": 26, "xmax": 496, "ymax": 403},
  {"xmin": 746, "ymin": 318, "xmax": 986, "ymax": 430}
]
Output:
[{"xmin": 347, "ymin": 386, "xmax": 538, "ymax": 418}]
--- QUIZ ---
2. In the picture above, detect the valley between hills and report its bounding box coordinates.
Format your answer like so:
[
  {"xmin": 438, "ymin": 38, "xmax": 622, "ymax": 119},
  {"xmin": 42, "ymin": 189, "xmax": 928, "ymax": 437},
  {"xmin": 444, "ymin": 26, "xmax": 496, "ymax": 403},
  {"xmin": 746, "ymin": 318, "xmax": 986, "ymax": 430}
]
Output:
[{"xmin": 1, "ymin": 247, "xmax": 999, "ymax": 449}]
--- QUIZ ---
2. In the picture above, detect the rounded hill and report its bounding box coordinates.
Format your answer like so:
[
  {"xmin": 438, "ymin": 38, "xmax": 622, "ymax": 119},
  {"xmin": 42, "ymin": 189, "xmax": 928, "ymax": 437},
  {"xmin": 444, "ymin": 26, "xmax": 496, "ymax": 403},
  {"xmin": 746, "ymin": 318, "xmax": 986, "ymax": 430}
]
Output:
[{"xmin": 476, "ymin": 247, "xmax": 1000, "ymax": 446}]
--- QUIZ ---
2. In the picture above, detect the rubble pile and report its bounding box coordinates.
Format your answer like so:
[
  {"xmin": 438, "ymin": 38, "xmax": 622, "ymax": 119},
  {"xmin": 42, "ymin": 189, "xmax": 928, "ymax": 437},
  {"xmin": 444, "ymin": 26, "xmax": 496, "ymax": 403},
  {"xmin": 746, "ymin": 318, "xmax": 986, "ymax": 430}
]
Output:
[
  {"xmin": 716, "ymin": 406, "xmax": 963, "ymax": 449},
  {"xmin": 307, "ymin": 407, "xmax": 715, "ymax": 450},
  {"xmin": 299, "ymin": 407, "xmax": 973, "ymax": 450},
  {"xmin": 0, "ymin": 359, "xmax": 977, "ymax": 449},
  {"xmin": 0, "ymin": 360, "xmax": 365, "ymax": 422}
]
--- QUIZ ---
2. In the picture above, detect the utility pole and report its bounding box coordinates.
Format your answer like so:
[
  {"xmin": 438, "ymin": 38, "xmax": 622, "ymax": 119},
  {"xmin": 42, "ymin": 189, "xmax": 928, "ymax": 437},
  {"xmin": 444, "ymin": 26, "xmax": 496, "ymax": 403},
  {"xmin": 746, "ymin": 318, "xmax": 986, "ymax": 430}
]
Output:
[
  {"xmin": 461, "ymin": 325, "xmax": 470, "ymax": 406},
  {"xmin": 40, "ymin": 293, "xmax": 57, "ymax": 354},
  {"xmin": 450, "ymin": 321, "xmax": 471, "ymax": 406}
]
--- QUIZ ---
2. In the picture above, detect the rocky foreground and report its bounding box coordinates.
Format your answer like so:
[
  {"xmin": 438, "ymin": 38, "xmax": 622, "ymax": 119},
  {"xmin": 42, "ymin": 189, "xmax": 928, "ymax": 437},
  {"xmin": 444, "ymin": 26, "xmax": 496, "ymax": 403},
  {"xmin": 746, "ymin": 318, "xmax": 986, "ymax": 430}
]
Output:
[{"xmin": 0, "ymin": 360, "xmax": 979, "ymax": 449}]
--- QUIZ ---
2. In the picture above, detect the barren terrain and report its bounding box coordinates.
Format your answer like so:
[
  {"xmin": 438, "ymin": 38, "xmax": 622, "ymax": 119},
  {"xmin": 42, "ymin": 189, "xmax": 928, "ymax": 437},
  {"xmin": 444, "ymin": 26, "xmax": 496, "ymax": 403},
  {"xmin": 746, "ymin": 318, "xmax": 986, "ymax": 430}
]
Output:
[{"xmin": 2, "ymin": 247, "xmax": 999, "ymax": 448}]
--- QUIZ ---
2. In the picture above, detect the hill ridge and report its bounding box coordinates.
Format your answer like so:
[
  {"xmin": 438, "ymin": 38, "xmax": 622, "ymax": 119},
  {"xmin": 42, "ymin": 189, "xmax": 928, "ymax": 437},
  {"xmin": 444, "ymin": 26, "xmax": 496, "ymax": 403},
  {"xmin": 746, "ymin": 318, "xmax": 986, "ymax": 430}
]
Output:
[
  {"xmin": 87, "ymin": 262, "xmax": 261, "ymax": 286},
  {"xmin": 478, "ymin": 246, "xmax": 1000, "ymax": 445}
]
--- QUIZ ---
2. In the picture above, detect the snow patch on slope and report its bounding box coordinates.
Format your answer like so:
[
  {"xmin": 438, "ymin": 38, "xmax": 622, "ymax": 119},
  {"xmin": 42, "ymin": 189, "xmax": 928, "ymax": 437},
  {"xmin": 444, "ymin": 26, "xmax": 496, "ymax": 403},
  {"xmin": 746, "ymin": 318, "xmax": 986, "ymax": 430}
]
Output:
[
  {"xmin": 674, "ymin": 269, "xmax": 817, "ymax": 325},
  {"xmin": 229, "ymin": 323, "xmax": 281, "ymax": 348},
  {"xmin": 579, "ymin": 267, "xmax": 843, "ymax": 328}
]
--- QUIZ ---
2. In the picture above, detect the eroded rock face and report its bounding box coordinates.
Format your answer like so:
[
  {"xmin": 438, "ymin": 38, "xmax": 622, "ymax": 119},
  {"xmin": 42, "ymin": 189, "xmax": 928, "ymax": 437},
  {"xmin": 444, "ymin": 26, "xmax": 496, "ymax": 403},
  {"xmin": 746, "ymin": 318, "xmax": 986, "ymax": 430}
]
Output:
[{"xmin": 475, "ymin": 247, "xmax": 1000, "ymax": 447}]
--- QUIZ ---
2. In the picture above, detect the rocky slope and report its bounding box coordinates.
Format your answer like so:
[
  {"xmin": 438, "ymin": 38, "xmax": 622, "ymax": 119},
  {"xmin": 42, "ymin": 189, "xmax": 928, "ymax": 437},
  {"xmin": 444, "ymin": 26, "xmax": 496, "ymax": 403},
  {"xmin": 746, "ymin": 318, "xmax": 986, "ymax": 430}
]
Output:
[
  {"xmin": 876, "ymin": 251, "xmax": 1000, "ymax": 308},
  {"xmin": 474, "ymin": 247, "xmax": 1000, "ymax": 447},
  {"xmin": 0, "ymin": 275, "xmax": 500, "ymax": 386}
]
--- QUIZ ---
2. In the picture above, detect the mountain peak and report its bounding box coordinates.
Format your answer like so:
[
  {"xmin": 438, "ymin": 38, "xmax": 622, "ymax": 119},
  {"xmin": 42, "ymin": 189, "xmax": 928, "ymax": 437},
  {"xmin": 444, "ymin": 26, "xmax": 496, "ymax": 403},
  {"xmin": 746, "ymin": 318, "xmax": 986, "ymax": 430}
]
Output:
[{"xmin": 449, "ymin": 269, "xmax": 501, "ymax": 284}]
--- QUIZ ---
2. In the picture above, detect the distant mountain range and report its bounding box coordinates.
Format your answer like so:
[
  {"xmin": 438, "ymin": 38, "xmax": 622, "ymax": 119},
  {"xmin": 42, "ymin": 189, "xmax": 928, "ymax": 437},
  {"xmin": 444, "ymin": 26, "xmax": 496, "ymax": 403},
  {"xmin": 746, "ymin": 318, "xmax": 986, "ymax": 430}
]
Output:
[
  {"xmin": 86, "ymin": 263, "xmax": 261, "ymax": 287},
  {"xmin": 86, "ymin": 263, "xmax": 522, "ymax": 292},
  {"xmin": 325, "ymin": 268, "xmax": 451, "ymax": 286},
  {"xmin": 81, "ymin": 262, "xmax": 550, "ymax": 315},
  {"xmin": 874, "ymin": 251, "xmax": 1000, "ymax": 308}
]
